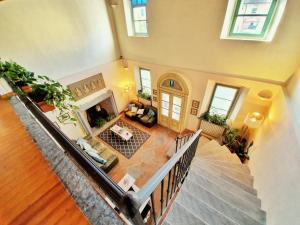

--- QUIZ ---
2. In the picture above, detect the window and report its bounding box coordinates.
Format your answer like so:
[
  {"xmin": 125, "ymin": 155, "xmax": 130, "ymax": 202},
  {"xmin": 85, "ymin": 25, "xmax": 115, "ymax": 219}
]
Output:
[
  {"xmin": 221, "ymin": 0, "xmax": 287, "ymax": 41},
  {"xmin": 131, "ymin": 0, "xmax": 148, "ymax": 35},
  {"xmin": 139, "ymin": 68, "xmax": 151, "ymax": 95},
  {"xmin": 123, "ymin": 0, "xmax": 148, "ymax": 36},
  {"xmin": 208, "ymin": 84, "xmax": 239, "ymax": 117}
]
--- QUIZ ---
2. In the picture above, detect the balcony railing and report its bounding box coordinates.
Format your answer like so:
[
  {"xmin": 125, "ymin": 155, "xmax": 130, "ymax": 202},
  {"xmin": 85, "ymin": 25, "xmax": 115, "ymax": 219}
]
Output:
[{"xmin": 8, "ymin": 81, "xmax": 201, "ymax": 225}]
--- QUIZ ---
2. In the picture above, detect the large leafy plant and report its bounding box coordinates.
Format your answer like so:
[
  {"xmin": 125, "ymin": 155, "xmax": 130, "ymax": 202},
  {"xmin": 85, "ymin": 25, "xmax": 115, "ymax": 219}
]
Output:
[
  {"xmin": 0, "ymin": 60, "xmax": 36, "ymax": 86},
  {"xmin": 29, "ymin": 75, "xmax": 78, "ymax": 124},
  {"xmin": 137, "ymin": 90, "xmax": 151, "ymax": 100},
  {"xmin": 201, "ymin": 111, "xmax": 227, "ymax": 127}
]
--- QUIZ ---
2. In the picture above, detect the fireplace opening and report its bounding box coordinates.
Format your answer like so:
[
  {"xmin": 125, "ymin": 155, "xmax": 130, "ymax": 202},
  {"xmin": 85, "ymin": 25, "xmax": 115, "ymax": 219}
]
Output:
[{"xmin": 86, "ymin": 98, "xmax": 116, "ymax": 128}]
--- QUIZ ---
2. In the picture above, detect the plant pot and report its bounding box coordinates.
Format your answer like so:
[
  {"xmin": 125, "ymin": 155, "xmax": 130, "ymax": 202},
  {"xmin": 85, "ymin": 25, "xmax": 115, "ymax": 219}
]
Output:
[
  {"xmin": 199, "ymin": 119, "xmax": 226, "ymax": 139},
  {"xmin": 21, "ymin": 85, "xmax": 32, "ymax": 93},
  {"xmin": 36, "ymin": 101, "xmax": 55, "ymax": 113}
]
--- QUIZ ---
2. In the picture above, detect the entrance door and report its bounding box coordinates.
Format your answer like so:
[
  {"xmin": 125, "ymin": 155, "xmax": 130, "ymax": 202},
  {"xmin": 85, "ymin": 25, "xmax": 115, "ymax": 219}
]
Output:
[{"xmin": 159, "ymin": 91, "xmax": 183, "ymax": 132}]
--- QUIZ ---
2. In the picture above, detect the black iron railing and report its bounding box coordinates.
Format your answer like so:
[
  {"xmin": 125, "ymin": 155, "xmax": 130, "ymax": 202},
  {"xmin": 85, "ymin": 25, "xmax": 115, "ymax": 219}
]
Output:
[
  {"xmin": 175, "ymin": 131, "xmax": 195, "ymax": 153},
  {"xmin": 127, "ymin": 130, "xmax": 202, "ymax": 225},
  {"xmin": 7, "ymin": 80, "xmax": 202, "ymax": 225}
]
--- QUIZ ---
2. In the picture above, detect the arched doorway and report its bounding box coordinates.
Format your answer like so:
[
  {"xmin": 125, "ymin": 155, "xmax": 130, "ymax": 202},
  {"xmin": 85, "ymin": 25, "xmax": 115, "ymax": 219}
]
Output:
[{"xmin": 157, "ymin": 73, "xmax": 189, "ymax": 133}]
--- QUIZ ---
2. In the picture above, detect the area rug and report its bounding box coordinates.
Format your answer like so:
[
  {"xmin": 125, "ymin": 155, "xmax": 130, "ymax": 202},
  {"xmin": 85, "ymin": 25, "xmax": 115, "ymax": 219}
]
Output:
[{"xmin": 98, "ymin": 119, "xmax": 150, "ymax": 159}]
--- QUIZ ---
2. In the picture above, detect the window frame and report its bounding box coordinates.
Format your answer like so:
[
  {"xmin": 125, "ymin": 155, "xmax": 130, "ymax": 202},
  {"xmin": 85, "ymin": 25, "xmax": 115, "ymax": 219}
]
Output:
[
  {"xmin": 130, "ymin": 1, "xmax": 148, "ymax": 36},
  {"xmin": 229, "ymin": 0, "xmax": 278, "ymax": 38},
  {"xmin": 139, "ymin": 67, "xmax": 151, "ymax": 95},
  {"xmin": 207, "ymin": 83, "xmax": 240, "ymax": 118}
]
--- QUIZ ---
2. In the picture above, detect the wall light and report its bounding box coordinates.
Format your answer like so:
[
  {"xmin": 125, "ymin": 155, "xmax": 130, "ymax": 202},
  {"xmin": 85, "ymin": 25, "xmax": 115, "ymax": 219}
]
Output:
[{"xmin": 244, "ymin": 112, "xmax": 264, "ymax": 129}]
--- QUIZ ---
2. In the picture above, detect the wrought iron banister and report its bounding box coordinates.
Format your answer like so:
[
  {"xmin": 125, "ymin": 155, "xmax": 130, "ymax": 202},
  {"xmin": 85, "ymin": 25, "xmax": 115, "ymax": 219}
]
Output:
[
  {"xmin": 128, "ymin": 129, "xmax": 202, "ymax": 224},
  {"xmin": 175, "ymin": 131, "xmax": 195, "ymax": 153}
]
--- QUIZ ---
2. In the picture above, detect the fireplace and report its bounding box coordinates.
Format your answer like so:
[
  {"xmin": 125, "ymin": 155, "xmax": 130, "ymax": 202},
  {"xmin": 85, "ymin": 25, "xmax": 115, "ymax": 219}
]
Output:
[{"xmin": 75, "ymin": 89, "xmax": 118, "ymax": 136}]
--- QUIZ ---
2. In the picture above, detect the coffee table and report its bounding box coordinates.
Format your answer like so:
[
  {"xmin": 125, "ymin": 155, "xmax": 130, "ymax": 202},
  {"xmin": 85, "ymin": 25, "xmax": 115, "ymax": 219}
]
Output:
[{"xmin": 110, "ymin": 124, "xmax": 133, "ymax": 141}]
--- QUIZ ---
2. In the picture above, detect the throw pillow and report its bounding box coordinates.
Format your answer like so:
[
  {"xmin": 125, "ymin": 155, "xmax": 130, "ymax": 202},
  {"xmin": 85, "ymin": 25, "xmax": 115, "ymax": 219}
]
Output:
[
  {"xmin": 131, "ymin": 106, "xmax": 138, "ymax": 113},
  {"xmin": 137, "ymin": 109, "xmax": 144, "ymax": 115},
  {"xmin": 128, "ymin": 104, "xmax": 135, "ymax": 111},
  {"xmin": 147, "ymin": 109, "xmax": 155, "ymax": 117}
]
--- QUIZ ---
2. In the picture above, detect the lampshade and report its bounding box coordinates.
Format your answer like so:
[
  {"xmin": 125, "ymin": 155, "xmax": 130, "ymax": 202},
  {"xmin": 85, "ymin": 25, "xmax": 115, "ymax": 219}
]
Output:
[{"xmin": 244, "ymin": 112, "xmax": 264, "ymax": 129}]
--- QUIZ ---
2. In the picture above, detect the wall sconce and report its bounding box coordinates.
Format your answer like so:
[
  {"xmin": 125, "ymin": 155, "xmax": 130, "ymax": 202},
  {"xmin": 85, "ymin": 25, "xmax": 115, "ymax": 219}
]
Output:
[
  {"xmin": 123, "ymin": 85, "xmax": 131, "ymax": 93},
  {"xmin": 120, "ymin": 56, "xmax": 128, "ymax": 70},
  {"xmin": 244, "ymin": 112, "xmax": 264, "ymax": 129}
]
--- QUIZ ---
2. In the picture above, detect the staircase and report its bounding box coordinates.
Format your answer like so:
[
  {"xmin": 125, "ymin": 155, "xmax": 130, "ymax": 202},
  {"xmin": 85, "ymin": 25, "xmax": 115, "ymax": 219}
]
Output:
[{"xmin": 163, "ymin": 140, "xmax": 266, "ymax": 225}]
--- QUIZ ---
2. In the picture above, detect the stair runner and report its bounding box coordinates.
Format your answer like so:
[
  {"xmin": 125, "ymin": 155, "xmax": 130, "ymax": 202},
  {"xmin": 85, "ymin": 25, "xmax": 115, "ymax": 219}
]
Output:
[{"xmin": 163, "ymin": 140, "xmax": 266, "ymax": 225}]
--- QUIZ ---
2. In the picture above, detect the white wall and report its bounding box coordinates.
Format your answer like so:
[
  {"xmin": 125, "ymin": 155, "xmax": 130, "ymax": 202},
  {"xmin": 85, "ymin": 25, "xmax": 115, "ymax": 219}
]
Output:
[
  {"xmin": 249, "ymin": 75, "xmax": 300, "ymax": 224},
  {"xmin": 112, "ymin": 0, "xmax": 300, "ymax": 83},
  {"xmin": 0, "ymin": 0, "xmax": 119, "ymax": 80},
  {"xmin": 127, "ymin": 60, "xmax": 280, "ymax": 131}
]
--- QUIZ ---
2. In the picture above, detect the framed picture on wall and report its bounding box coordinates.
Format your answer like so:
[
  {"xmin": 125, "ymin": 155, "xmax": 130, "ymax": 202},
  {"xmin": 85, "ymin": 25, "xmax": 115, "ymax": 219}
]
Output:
[
  {"xmin": 190, "ymin": 108, "xmax": 198, "ymax": 116},
  {"xmin": 152, "ymin": 96, "xmax": 157, "ymax": 102},
  {"xmin": 153, "ymin": 89, "xmax": 158, "ymax": 95},
  {"xmin": 192, "ymin": 100, "xmax": 200, "ymax": 109}
]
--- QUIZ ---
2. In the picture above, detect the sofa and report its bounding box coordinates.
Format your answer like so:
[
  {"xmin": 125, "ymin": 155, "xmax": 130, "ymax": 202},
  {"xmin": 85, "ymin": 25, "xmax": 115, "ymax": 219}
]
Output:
[
  {"xmin": 137, "ymin": 106, "xmax": 157, "ymax": 128},
  {"xmin": 125, "ymin": 100, "xmax": 144, "ymax": 121},
  {"xmin": 125, "ymin": 101, "xmax": 157, "ymax": 128},
  {"xmin": 76, "ymin": 137, "xmax": 119, "ymax": 173}
]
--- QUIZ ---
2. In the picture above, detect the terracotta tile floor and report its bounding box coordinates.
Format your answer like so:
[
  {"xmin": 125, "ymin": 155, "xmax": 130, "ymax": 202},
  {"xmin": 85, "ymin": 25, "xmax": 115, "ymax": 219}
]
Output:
[{"xmin": 98, "ymin": 116, "xmax": 178, "ymax": 187}]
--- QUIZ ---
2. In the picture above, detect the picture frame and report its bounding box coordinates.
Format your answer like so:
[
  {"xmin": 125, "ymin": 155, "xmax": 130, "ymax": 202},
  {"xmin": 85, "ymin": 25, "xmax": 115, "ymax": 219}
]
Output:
[
  {"xmin": 190, "ymin": 108, "xmax": 198, "ymax": 116},
  {"xmin": 153, "ymin": 89, "xmax": 158, "ymax": 95},
  {"xmin": 152, "ymin": 96, "xmax": 157, "ymax": 102},
  {"xmin": 192, "ymin": 100, "xmax": 200, "ymax": 109}
]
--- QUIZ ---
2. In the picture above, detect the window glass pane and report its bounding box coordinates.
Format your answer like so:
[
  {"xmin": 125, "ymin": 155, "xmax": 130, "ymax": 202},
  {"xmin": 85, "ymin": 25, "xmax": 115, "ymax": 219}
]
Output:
[
  {"xmin": 131, "ymin": 0, "xmax": 147, "ymax": 7},
  {"xmin": 173, "ymin": 96, "xmax": 182, "ymax": 107},
  {"xmin": 161, "ymin": 101, "xmax": 169, "ymax": 109},
  {"xmin": 233, "ymin": 16, "xmax": 266, "ymax": 35},
  {"xmin": 210, "ymin": 107, "xmax": 228, "ymax": 116},
  {"xmin": 143, "ymin": 87, "xmax": 151, "ymax": 95},
  {"xmin": 210, "ymin": 98, "xmax": 232, "ymax": 111},
  {"xmin": 209, "ymin": 85, "xmax": 239, "ymax": 117},
  {"xmin": 172, "ymin": 112, "xmax": 180, "ymax": 121},
  {"xmin": 162, "ymin": 108, "xmax": 169, "ymax": 117},
  {"xmin": 214, "ymin": 86, "xmax": 238, "ymax": 100},
  {"xmin": 162, "ymin": 93, "xmax": 169, "ymax": 102},
  {"xmin": 134, "ymin": 21, "xmax": 147, "ymax": 34},
  {"xmin": 133, "ymin": 6, "xmax": 147, "ymax": 21},
  {"xmin": 238, "ymin": 0, "xmax": 273, "ymax": 15},
  {"xmin": 172, "ymin": 105, "xmax": 181, "ymax": 114}
]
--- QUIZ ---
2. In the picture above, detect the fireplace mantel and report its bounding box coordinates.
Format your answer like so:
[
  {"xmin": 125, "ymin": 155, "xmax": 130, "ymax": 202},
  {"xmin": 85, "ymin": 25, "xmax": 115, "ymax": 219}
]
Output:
[{"xmin": 75, "ymin": 88, "xmax": 118, "ymax": 136}]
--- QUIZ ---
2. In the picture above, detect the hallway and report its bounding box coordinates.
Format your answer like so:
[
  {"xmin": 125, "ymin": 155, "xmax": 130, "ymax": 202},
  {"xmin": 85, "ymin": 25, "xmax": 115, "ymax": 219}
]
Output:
[{"xmin": 0, "ymin": 99, "xmax": 89, "ymax": 225}]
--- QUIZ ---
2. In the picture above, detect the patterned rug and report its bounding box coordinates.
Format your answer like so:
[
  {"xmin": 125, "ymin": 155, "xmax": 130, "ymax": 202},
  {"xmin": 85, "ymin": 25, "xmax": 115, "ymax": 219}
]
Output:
[{"xmin": 98, "ymin": 119, "xmax": 150, "ymax": 159}]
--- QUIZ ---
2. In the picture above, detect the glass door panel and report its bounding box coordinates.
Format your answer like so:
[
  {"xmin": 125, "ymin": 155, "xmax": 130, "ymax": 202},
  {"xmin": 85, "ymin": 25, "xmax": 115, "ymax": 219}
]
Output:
[
  {"xmin": 161, "ymin": 92, "xmax": 170, "ymax": 117},
  {"xmin": 171, "ymin": 96, "xmax": 182, "ymax": 121}
]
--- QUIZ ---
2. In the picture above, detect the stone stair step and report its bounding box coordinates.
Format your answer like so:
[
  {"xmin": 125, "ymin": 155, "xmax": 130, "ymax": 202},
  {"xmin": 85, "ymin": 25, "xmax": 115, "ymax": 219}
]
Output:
[
  {"xmin": 197, "ymin": 140, "xmax": 222, "ymax": 154},
  {"xmin": 181, "ymin": 183, "xmax": 265, "ymax": 225},
  {"xmin": 200, "ymin": 159, "xmax": 251, "ymax": 176},
  {"xmin": 194, "ymin": 158, "xmax": 254, "ymax": 185},
  {"xmin": 200, "ymin": 152, "xmax": 242, "ymax": 164},
  {"xmin": 176, "ymin": 189, "xmax": 238, "ymax": 225},
  {"xmin": 185, "ymin": 174, "xmax": 266, "ymax": 223},
  {"xmin": 164, "ymin": 202, "xmax": 207, "ymax": 225},
  {"xmin": 198, "ymin": 158, "xmax": 251, "ymax": 174},
  {"xmin": 200, "ymin": 147, "xmax": 241, "ymax": 164},
  {"xmin": 188, "ymin": 168, "xmax": 260, "ymax": 206},
  {"xmin": 192, "ymin": 159, "xmax": 253, "ymax": 187}
]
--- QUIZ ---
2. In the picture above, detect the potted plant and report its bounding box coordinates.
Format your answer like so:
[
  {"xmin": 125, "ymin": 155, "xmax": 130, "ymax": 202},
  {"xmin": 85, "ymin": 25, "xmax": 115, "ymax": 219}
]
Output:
[
  {"xmin": 95, "ymin": 118, "xmax": 107, "ymax": 128},
  {"xmin": 222, "ymin": 128, "xmax": 238, "ymax": 151},
  {"xmin": 199, "ymin": 112, "xmax": 227, "ymax": 138},
  {"xmin": 0, "ymin": 60, "xmax": 36, "ymax": 92},
  {"xmin": 137, "ymin": 90, "xmax": 151, "ymax": 106},
  {"xmin": 28, "ymin": 75, "xmax": 78, "ymax": 124}
]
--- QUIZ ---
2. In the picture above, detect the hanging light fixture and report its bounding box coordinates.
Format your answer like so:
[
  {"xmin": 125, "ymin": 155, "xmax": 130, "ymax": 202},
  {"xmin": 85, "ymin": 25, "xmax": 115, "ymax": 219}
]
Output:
[{"xmin": 120, "ymin": 56, "xmax": 128, "ymax": 70}]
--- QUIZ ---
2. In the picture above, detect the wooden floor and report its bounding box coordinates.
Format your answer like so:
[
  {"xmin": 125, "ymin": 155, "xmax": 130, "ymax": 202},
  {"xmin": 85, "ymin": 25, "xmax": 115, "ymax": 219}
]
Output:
[{"xmin": 0, "ymin": 100, "xmax": 90, "ymax": 225}]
